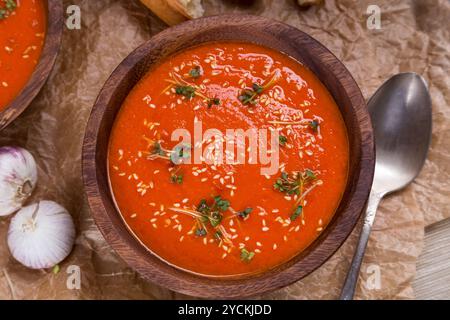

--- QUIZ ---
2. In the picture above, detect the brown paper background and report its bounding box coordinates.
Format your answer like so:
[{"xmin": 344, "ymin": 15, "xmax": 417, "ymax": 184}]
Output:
[{"xmin": 0, "ymin": 0, "xmax": 449, "ymax": 299}]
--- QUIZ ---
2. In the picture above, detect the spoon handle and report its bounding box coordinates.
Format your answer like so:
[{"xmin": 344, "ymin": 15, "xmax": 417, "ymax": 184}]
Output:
[{"xmin": 340, "ymin": 190, "xmax": 383, "ymax": 300}]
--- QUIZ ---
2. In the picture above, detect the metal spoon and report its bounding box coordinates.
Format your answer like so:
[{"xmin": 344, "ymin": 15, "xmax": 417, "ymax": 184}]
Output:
[{"xmin": 340, "ymin": 73, "xmax": 432, "ymax": 300}]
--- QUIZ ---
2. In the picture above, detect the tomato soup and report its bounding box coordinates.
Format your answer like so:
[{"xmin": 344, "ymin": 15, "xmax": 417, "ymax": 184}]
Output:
[
  {"xmin": 108, "ymin": 42, "xmax": 349, "ymax": 276},
  {"xmin": 0, "ymin": 0, "xmax": 46, "ymax": 111}
]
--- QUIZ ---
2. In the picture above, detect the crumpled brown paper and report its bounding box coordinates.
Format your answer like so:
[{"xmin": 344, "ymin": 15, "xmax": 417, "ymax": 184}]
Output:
[{"xmin": 0, "ymin": 0, "xmax": 449, "ymax": 300}]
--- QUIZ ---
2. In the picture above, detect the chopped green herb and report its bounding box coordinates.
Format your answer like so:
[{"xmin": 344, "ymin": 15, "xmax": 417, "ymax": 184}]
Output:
[
  {"xmin": 197, "ymin": 199, "xmax": 210, "ymax": 214},
  {"xmin": 175, "ymin": 85, "xmax": 196, "ymax": 99},
  {"xmin": 305, "ymin": 168, "xmax": 317, "ymax": 180},
  {"xmin": 238, "ymin": 89, "xmax": 258, "ymax": 105},
  {"xmin": 195, "ymin": 228, "xmax": 207, "ymax": 237},
  {"xmin": 214, "ymin": 195, "xmax": 230, "ymax": 211},
  {"xmin": 237, "ymin": 207, "xmax": 253, "ymax": 219},
  {"xmin": 240, "ymin": 248, "xmax": 255, "ymax": 262},
  {"xmin": 309, "ymin": 119, "xmax": 320, "ymax": 132},
  {"xmin": 273, "ymin": 169, "xmax": 317, "ymax": 196},
  {"xmin": 194, "ymin": 196, "xmax": 230, "ymax": 228},
  {"xmin": 144, "ymin": 137, "xmax": 191, "ymax": 165},
  {"xmin": 170, "ymin": 173, "xmax": 184, "ymax": 184},
  {"xmin": 290, "ymin": 205, "xmax": 303, "ymax": 221},
  {"xmin": 252, "ymin": 83, "xmax": 264, "ymax": 94},
  {"xmin": 279, "ymin": 135, "xmax": 288, "ymax": 146},
  {"xmin": 274, "ymin": 170, "xmax": 320, "ymax": 223},
  {"xmin": 188, "ymin": 66, "xmax": 202, "ymax": 78},
  {"xmin": 209, "ymin": 212, "xmax": 223, "ymax": 227},
  {"xmin": 214, "ymin": 230, "xmax": 223, "ymax": 241},
  {"xmin": 0, "ymin": 0, "xmax": 16, "ymax": 20},
  {"xmin": 238, "ymin": 72, "xmax": 279, "ymax": 106},
  {"xmin": 143, "ymin": 137, "xmax": 171, "ymax": 160},
  {"xmin": 207, "ymin": 97, "xmax": 221, "ymax": 108},
  {"xmin": 152, "ymin": 141, "xmax": 167, "ymax": 157}
]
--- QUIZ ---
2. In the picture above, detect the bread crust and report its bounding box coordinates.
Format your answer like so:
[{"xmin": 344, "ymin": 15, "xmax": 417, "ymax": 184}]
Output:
[
  {"xmin": 140, "ymin": 0, "xmax": 187, "ymax": 26},
  {"xmin": 166, "ymin": 0, "xmax": 192, "ymax": 19}
]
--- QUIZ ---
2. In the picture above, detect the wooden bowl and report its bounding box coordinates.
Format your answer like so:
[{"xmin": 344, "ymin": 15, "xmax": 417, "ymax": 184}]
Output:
[
  {"xmin": 83, "ymin": 15, "xmax": 375, "ymax": 298},
  {"xmin": 0, "ymin": 0, "xmax": 63, "ymax": 130}
]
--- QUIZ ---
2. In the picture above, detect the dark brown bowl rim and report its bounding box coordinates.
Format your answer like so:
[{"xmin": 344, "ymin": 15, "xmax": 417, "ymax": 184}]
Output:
[
  {"xmin": 82, "ymin": 14, "xmax": 375, "ymax": 298},
  {"xmin": 0, "ymin": 0, "xmax": 63, "ymax": 130}
]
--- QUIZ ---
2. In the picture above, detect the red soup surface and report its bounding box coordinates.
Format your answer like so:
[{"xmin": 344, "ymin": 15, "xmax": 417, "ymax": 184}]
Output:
[
  {"xmin": 108, "ymin": 42, "xmax": 349, "ymax": 276},
  {"xmin": 0, "ymin": 0, "xmax": 46, "ymax": 111}
]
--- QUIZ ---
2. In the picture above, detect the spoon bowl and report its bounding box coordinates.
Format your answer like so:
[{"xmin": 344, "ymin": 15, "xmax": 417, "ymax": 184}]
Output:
[{"xmin": 370, "ymin": 73, "xmax": 432, "ymax": 194}]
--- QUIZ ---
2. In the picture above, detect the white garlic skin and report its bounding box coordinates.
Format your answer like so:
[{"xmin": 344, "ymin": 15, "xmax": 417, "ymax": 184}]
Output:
[
  {"xmin": 0, "ymin": 146, "xmax": 38, "ymax": 216},
  {"xmin": 7, "ymin": 200, "xmax": 75, "ymax": 269}
]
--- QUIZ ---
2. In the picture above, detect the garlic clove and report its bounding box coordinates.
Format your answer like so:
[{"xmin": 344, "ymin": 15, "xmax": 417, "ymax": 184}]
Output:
[
  {"xmin": 7, "ymin": 200, "xmax": 75, "ymax": 269},
  {"xmin": 0, "ymin": 147, "xmax": 38, "ymax": 216}
]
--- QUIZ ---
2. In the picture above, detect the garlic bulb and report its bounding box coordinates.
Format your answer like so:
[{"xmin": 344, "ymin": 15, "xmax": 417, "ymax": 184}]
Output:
[
  {"xmin": 7, "ymin": 201, "xmax": 75, "ymax": 269},
  {"xmin": 0, "ymin": 146, "xmax": 38, "ymax": 216}
]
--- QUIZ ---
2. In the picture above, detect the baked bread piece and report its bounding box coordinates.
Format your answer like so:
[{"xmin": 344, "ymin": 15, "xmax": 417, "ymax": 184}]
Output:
[
  {"xmin": 167, "ymin": 0, "xmax": 204, "ymax": 19},
  {"xmin": 140, "ymin": 0, "xmax": 204, "ymax": 26}
]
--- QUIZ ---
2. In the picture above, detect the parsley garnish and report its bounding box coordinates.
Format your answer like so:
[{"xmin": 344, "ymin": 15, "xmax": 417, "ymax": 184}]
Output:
[
  {"xmin": 195, "ymin": 228, "xmax": 207, "ymax": 237},
  {"xmin": 170, "ymin": 173, "xmax": 184, "ymax": 184},
  {"xmin": 188, "ymin": 66, "xmax": 202, "ymax": 78},
  {"xmin": 238, "ymin": 89, "xmax": 258, "ymax": 105},
  {"xmin": 207, "ymin": 97, "xmax": 221, "ymax": 108},
  {"xmin": 0, "ymin": 0, "xmax": 16, "ymax": 20},
  {"xmin": 240, "ymin": 248, "xmax": 255, "ymax": 262},
  {"xmin": 143, "ymin": 136, "xmax": 191, "ymax": 165},
  {"xmin": 238, "ymin": 71, "xmax": 279, "ymax": 106},
  {"xmin": 195, "ymin": 196, "xmax": 230, "ymax": 228},
  {"xmin": 273, "ymin": 169, "xmax": 317, "ymax": 196},
  {"xmin": 290, "ymin": 205, "xmax": 303, "ymax": 221},
  {"xmin": 175, "ymin": 85, "xmax": 196, "ymax": 99},
  {"xmin": 274, "ymin": 169, "xmax": 321, "ymax": 222},
  {"xmin": 279, "ymin": 135, "xmax": 287, "ymax": 146},
  {"xmin": 237, "ymin": 207, "xmax": 253, "ymax": 219},
  {"xmin": 165, "ymin": 73, "xmax": 222, "ymax": 108},
  {"xmin": 309, "ymin": 119, "xmax": 320, "ymax": 132}
]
